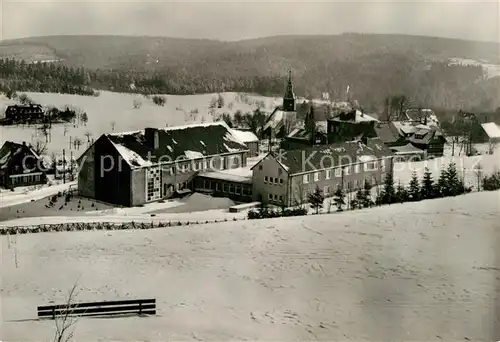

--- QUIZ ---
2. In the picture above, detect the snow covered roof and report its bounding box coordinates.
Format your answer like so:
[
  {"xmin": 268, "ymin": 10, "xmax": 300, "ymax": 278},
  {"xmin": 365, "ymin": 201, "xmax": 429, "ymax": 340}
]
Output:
[
  {"xmin": 481, "ymin": 122, "xmax": 500, "ymax": 139},
  {"xmin": 390, "ymin": 143, "xmax": 425, "ymax": 155},
  {"xmin": 331, "ymin": 110, "xmax": 379, "ymax": 123},
  {"xmin": 200, "ymin": 167, "xmax": 253, "ymax": 184},
  {"xmin": 105, "ymin": 122, "xmax": 249, "ymax": 168},
  {"xmin": 265, "ymin": 137, "xmax": 393, "ymax": 175},
  {"xmin": 231, "ymin": 129, "xmax": 259, "ymax": 143},
  {"xmin": 263, "ymin": 108, "xmax": 287, "ymax": 132}
]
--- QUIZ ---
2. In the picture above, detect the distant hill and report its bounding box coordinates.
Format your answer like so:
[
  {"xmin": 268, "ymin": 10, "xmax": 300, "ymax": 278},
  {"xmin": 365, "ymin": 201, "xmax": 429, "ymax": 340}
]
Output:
[{"xmin": 0, "ymin": 33, "xmax": 499, "ymax": 112}]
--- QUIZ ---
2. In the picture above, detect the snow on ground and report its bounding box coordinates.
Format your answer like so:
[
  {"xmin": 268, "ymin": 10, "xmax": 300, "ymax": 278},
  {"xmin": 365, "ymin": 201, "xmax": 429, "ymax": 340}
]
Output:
[
  {"xmin": 1, "ymin": 190, "xmax": 499, "ymax": 341},
  {"xmin": 392, "ymin": 146, "xmax": 500, "ymax": 189},
  {"xmin": 0, "ymin": 181, "xmax": 76, "ymax": 208},
  {"xmin": 0, "ymin": 207, "xmax": 246, "ymax": 227},
  {"xmin": 0, "ymin": 91, "xmax": 276, "ymax": 157},
  {"xmin": 449, "ymin": 57, "xmax": 500, "ymax": 78}
]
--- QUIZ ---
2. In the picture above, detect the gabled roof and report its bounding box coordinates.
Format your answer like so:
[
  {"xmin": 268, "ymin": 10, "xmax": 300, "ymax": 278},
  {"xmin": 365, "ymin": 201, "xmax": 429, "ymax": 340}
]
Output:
[
  {"xmin": 331, "ymin": 110, "xmax": 379, "ymax": 123},
  {"xmin": 231, "ymin": 129, "xmax": 259, "ymax": 143},
  {"xmin": 0, "ymin": 141, "xmax": 41, "ymax": 170},
  {"xmin": 105, "ymin": 122, "xmax": 249, "ymax": 168},
  {"xmin": 481, "ymin": 122, "xmax": 500, "ymax": 139},
  {"xmin": 390, "ymin": 143, "xmax": 425, "ymax": 155},
  {"xmin": 269, "ymin": 138, "xmax": 393, "ymax": 175},
  {"xmin": 408, "ymin": 127, "xmax": 445, "ymax": 145}
]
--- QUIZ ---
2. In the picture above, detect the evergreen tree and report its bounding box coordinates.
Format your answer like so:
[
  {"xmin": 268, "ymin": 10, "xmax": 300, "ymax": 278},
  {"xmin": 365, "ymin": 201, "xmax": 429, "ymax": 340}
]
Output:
[
  {"xmin": 333, "ymin": 186, "xmax": 345, "ymax": 212},
  {"xmin": 435, "ymin": 166, "xmax": 448, "ymax": 197},
  {"xmin": 395, "ymin": 181, "xmax": 409, "ymax": 203},
  {"xmin": 308, "ymin": 185, "xmax": 324, "ymax": 214},
  {"xmin": 377, "ymin": 171, "xmax": 396, "ymax": 205},
  {"xmin": 420, "ymin": 167, "xmax": 435, "ymax": 199},
  {"xmin": 445, "ymin": 162, "xmax": 463, "ymax": 196},
  {"xmin": 352, "ymin": 188, "xmax": 365, "ymax": 209},
  {"xmin": 408, "ymin": 171, "xmax": 421, "ymax": 201},
  {"xmin": 362, "ymin": 180, "xmax": 373, "ymax": 208}
]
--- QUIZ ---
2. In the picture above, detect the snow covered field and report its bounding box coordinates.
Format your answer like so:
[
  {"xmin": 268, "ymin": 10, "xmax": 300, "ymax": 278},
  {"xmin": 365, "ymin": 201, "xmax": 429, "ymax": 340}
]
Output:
[
  {"xmin": 1, "ymin": 190, "xmax": 499, "ymax": 341},
  {"xmin": 0, "ymin": 91, "xmax": 278, "ymax": 156},
  {"xmin": 0, "ymin": 181, "xmax": 76, "ymax": 208}
]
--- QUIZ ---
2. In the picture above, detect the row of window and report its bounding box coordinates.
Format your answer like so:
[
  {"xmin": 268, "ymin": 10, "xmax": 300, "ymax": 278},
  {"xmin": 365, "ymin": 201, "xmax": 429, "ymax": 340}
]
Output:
[
  {"xmin": 264, "ymin": 176, "xmax": 284, "ymax": 185},
  {"xmin": 161, "ymin": 155, "xmax": 243, "ymax": 175},
  {"xmin": 268, "ymin": 193, "xmax": 284, "ymax": 202},
  {"xmin": 303, "ymin": 160, "xmax": 383, "ymax": 184},
  {"xmin": 302, "ymin": 175, "xmax": 383, "ymax": 199},
  {"xmin": 10, "ymin": 174, "xmax": 42, "ymax": 185},
  {"xmin": 197, "ymin": 178, "xmax": 253, "ymax": 197}
]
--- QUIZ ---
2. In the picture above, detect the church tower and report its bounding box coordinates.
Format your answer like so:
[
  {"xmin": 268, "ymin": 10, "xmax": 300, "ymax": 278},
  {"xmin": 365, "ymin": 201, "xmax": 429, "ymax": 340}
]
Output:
[{"xmin": 282, "ymin": 69, "xmax": 296, "ymax": 112}]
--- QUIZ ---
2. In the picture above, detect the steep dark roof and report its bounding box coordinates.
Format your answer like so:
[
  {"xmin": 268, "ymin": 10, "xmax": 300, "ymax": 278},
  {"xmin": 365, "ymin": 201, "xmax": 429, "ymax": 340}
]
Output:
[
  {"xmin": 0, "ymin": 141, "xmax": 40, "ymax": 171},
  {"xmin": 105, "ymin": 122, "xmax": 249, "ymax": 168},
  {"xmin": 271, "ymin": 137, "xmax": 393, "ymax": 175},
  {"xmin": 374, "ymin": 122, "xmax": 404, "ymax": 144}
]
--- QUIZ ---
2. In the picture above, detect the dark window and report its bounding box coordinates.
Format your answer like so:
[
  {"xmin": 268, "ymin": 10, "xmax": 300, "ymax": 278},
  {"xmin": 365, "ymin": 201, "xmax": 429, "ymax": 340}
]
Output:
[
  {"xmin": 223, "ymin": 183, "xmax": 229, "ymax": 192},
  {"xmin": 259, "ymin": 164, "xmax": 263, "ymax": 171},
  {"xmin": 235, "ymin": 185, "xmax": 241, "ymax": 194},
  {"xmin": 216, "ymin": 182, "xmax": 221, "ymax": 191},
  {"xmin": 229, "ymin": 184, "xmax": 235, "ymax": 193}
]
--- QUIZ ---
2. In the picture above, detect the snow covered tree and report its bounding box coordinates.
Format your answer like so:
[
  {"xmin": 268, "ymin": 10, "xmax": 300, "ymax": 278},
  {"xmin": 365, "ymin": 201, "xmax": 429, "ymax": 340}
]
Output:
[
  {"xmin": 308, "ymin": 185, "xmax": 324, "ymax": 214},
  {"xmin": 420, "ymin": 167, "xmax": 435, "ymax": 199},
  {"xmin": 333, "ymin": 186, "xmax": 345, "ymax": 212},
  {"xmin": 408, "ymin": 171, "xmax": 421, "ymax": 201}
]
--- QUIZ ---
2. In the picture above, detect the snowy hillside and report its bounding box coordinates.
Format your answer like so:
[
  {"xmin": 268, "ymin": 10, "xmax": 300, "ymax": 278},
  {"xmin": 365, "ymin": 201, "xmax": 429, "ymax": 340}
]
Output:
[
  {"xmin": 0, "ymin": 91, "xmax": 279, "ymax": 157},
  {"xmin": 1, "ymin": 190, "xmax": 499, "ymax": 341},
  {"xmin": 449, "ymin": 57, "xmax": 500, "ymax": 79}
]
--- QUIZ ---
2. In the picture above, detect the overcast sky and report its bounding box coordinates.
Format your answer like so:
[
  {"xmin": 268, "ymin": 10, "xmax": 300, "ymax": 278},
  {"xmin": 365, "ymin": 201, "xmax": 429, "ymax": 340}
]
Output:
[{"xmin": 1, "ymin": 1, "xmax": 499, "ymax": 42}]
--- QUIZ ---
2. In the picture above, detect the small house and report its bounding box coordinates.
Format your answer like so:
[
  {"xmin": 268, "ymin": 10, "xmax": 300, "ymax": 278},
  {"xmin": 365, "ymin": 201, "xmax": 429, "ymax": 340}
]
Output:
[
  {"xmin": 0, "ymin": 141, "xmax": 47, "ymax": 188},
  {"xmin": 2, "ymin": 104, "xmax": 45, "ymax": 125},
  {"xmin": 231, "ymin": 129, "xmax": 260, "ymax": 157}
]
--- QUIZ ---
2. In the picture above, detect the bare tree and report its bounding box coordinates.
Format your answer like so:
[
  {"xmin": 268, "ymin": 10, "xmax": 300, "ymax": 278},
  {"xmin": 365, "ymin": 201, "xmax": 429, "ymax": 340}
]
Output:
[
  {"xmin": 31, "ymin": 140, "xmax": 48, "ymax": 156},
  {"xmin": 110, "ymin": 121, "xmax": 116, "ymax": 132},
  {"xmin": 474, "ymin": 162, "xmax": 483, "ymax": 191},
  {"xmin": 53, "ymin": 282, "xmax": 80, "ymax": 342},
  {"xmin": 39, "ymin": 123, "xmax": 52, "ymax": 143},
  {"xmin": 73, "ymin": 138, "xmax": 82, "ymax": 151},
  {"xmin": 488, "ymin": 140, "xmax": 498, "ymax": 155},
  {"xmin": 84, "ymin": 132, "xmax": 92, "ymax": 145},
  {"xmin": 80, "ymin": 112, "xmax": 88, "ymax": 126}
]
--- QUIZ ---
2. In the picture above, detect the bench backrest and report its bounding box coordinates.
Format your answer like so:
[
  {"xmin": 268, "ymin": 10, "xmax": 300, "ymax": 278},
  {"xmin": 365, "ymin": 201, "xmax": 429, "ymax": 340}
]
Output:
[{"xmin": 37, "ymin": 298, "xmax": 156, "ymax": 318}]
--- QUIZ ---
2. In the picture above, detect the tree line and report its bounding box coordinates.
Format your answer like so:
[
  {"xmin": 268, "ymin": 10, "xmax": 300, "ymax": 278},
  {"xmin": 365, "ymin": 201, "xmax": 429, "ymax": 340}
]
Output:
[{"xmin": 1, "ymin": 50, "xmax": 499, "ymax": 113}]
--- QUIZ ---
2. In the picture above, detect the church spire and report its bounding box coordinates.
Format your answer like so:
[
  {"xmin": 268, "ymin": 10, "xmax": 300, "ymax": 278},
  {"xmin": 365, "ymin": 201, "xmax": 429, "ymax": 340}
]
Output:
[{"xmin": 283, "ymin": 69, "xmax": 296, "ymax": 112}]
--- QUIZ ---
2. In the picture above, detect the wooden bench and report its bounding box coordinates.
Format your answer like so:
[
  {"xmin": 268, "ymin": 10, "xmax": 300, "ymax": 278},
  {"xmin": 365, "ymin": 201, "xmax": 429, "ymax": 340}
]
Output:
[{"xmin": 37, "ymin": 298, "xmax": 156, "ymax": 319}]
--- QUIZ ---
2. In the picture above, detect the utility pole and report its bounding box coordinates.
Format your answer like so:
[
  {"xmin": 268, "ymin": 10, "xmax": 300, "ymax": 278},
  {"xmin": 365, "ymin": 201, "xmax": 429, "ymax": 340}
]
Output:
[
  {"xmin": 62, "ymin": 149, "xmax": 66, "ymax": 184},
  {"xmin": 70, "ymin": 150, "xmax": 73, "ymax": 181}
]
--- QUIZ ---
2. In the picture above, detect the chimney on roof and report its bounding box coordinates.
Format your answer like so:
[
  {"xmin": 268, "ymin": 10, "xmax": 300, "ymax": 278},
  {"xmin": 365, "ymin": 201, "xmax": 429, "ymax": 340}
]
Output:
[
  {"xmin": 22, "ymin": 141, "xmax": 26, "ymax": 146},
  {"xmin": 145, "ymin": 128, "xmax": 159, "ymax": 150}
]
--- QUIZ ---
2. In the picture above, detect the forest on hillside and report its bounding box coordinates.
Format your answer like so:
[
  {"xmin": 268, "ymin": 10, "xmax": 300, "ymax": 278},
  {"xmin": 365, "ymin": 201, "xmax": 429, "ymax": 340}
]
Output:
[{"xmin": 0, "ymin": 33, "xmax": 499, "ymax": 113}]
